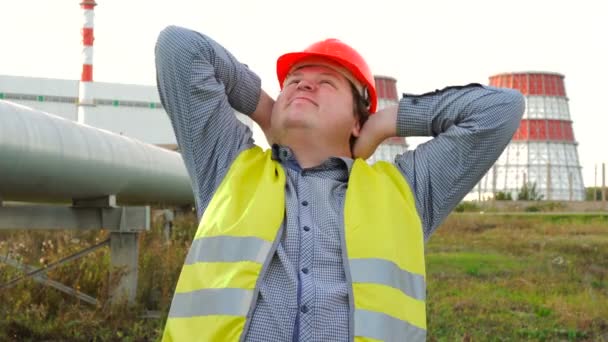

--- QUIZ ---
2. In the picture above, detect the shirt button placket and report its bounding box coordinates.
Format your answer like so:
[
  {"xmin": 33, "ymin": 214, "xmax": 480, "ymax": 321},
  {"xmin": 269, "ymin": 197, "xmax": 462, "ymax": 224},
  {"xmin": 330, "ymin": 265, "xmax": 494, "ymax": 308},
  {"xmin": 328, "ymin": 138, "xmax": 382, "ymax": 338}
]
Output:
[{"xmin": 297, "ymin": 178, "xmax": 314, "ymax": 337}]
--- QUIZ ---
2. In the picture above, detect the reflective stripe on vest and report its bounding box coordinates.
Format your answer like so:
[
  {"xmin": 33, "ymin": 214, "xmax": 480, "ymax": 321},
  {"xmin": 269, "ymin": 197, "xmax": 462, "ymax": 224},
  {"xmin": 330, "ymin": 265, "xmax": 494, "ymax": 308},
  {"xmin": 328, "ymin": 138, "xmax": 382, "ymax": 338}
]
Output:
[
  {"xmin": 169, "ymin": 288, "xmax": 252, "ymax": 317},
  {"xmin": 162, "ymin": 147, "xmax": 426, "ymax": 342},
  {"xmin": 349, "ymin": 258, "xmax": 425, "ymax": 301},
  {"xmin": 355, "ymin": 309, "xmax": 427, "ymax": 341},
  {"xmin": 185, "ymin": 236, "xmax": 272, "ymax": 264}
]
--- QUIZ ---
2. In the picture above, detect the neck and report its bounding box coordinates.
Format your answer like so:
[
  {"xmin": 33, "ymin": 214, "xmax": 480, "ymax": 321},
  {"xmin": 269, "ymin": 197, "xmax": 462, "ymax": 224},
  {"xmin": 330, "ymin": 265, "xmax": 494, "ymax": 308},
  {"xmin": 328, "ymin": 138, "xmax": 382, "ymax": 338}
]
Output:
[{"xmin": 278, "ymin": 132, "xmax": 352, "ymax": 168}]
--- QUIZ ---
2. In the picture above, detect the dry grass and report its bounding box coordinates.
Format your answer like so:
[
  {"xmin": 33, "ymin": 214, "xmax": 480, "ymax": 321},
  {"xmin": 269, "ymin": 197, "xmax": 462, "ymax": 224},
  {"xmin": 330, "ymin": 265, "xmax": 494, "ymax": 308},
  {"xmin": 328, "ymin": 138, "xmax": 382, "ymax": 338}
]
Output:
[{"xmin": 0, "ymin": 213, "xmax": 198, "ymax": 341}]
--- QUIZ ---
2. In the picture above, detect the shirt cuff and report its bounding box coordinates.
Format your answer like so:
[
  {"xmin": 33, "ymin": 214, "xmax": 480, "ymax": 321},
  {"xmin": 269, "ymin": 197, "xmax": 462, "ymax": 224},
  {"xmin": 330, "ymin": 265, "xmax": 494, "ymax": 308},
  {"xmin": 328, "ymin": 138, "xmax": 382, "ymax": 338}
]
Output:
[
  {"xmin": 229, "ymin": 65, "xmax": 262, "ymax": 116},
  {"xmin": 396, "ymin": 95, "xmax": 434, "ymax": 137}
]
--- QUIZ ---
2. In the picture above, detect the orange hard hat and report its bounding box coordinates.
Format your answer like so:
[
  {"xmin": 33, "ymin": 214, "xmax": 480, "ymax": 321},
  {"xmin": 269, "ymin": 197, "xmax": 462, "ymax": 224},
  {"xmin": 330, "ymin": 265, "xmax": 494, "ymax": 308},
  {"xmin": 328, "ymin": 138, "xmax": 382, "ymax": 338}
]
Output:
[{"xmin": 276, "ymin": 38, "xmax": 378, "ymax": 114}]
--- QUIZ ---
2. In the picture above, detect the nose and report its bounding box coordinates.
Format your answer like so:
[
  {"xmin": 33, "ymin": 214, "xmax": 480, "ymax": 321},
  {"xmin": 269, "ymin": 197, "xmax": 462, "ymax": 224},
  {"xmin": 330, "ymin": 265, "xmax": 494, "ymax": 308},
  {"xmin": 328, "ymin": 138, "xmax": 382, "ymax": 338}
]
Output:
[{"xmin": 296, "ymin": 79, "xmax": 315, "ymax": 91}]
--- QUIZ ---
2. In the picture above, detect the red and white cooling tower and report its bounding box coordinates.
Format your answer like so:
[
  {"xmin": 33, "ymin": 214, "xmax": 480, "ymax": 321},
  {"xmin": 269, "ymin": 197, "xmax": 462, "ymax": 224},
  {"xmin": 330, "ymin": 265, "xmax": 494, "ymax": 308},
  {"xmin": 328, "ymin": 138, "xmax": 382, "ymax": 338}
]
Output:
[
  {"xmin": 368, "ymin": 75, "xmax": 408, "ymax": 163},
  {"xmin": 475, "ymin": 72, "xmax": 585, "ymax": 201}
]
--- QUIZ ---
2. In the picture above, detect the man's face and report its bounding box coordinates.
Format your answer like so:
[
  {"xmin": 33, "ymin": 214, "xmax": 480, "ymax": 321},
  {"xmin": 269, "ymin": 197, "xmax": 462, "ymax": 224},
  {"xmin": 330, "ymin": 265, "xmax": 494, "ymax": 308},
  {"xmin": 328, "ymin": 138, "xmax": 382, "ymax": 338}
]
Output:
[{"xmin": 270, "ymin": 63, "xmax": 361, "ymax": 147}]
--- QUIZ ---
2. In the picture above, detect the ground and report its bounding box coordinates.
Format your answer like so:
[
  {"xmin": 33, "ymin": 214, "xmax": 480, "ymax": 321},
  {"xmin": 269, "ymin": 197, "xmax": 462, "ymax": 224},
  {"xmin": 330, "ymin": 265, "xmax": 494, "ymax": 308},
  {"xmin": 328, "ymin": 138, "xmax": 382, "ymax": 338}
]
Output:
[{"xmin": 1, "ymin": 212, "xmax": 607, "ymax": 341}]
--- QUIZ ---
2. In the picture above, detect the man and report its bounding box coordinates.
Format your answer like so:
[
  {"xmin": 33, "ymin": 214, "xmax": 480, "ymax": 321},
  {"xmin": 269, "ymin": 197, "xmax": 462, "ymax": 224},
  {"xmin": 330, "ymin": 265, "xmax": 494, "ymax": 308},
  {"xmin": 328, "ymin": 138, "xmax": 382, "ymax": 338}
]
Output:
[{"xmin": 155, "ymin": 25, "xmax": 524, "ymax": 342}]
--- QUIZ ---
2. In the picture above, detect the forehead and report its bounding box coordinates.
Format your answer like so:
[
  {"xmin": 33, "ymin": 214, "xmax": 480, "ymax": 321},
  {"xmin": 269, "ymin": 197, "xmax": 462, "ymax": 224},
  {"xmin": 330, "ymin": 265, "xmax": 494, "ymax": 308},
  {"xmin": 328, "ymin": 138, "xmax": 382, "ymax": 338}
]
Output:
[{"xmin": 288, "ymin": 63, "xmax": 348, "ymax": 82}]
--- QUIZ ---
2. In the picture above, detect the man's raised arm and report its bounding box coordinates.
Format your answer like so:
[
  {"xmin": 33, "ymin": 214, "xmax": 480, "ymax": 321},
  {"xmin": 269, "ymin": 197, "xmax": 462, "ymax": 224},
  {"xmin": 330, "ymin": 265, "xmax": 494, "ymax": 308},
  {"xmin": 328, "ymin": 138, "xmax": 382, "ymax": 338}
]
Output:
[
  {"xmin": 394, "ymin": 85, "xmax": 525, "ymax": 240},
  {"xmin": 155, "ymin": 25, "xmax": 261, "ymax": 217}
]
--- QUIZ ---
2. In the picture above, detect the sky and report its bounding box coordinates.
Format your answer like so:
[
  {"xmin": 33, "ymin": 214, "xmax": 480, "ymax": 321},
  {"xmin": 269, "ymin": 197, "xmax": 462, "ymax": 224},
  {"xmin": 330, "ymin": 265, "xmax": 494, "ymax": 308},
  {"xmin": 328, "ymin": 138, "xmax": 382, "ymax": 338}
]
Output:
[{"xmin": 1, "ymin": 0, "xmax": 606, "ymax": 187}]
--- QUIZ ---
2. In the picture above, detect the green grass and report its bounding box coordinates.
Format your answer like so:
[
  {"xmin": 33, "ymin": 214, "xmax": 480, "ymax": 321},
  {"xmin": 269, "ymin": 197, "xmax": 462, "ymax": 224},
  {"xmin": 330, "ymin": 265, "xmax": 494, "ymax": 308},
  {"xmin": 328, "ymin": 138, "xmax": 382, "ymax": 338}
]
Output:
[
  {"xmin": 1, "ymin": 212, "xmax": 607, "ymax": 341},
  {"xmin": 425, "ymin": 213, "xmax": 608, "ymax": 341}
]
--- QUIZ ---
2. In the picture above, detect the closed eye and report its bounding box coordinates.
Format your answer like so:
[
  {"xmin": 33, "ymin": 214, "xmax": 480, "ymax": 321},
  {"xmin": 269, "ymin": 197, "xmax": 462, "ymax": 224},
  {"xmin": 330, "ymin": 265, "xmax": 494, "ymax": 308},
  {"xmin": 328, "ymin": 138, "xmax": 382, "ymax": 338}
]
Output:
[
  {"xmin": 286, "ymin": 78, "xmax": 300, "ymax": 86},
  {"xmin": 319, "ymin": 79, "xmax": 336, "ymax": 88}
]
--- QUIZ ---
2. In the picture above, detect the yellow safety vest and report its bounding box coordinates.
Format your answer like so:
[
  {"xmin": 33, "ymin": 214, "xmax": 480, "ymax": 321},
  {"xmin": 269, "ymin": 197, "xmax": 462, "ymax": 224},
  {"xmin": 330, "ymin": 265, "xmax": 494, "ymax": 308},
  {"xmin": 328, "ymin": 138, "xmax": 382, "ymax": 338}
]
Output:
[{"xmin": 163, "ymin": 146, "xmax": 426, "ymax": 342}]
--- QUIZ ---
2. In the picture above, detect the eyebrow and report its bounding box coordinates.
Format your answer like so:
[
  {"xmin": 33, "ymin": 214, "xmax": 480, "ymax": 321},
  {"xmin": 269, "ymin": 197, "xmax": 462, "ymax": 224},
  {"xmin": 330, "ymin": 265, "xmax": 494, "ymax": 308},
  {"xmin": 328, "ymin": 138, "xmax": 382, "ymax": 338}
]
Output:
[{"xmin": 289, "ymin": 69, "xmax": 342, "ymax": 81}]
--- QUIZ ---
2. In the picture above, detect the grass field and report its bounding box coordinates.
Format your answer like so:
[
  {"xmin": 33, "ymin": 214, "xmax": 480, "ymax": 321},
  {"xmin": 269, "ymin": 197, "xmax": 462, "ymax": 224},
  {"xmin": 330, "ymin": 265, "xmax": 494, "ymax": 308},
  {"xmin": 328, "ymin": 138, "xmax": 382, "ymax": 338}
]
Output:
[
  {"xmin": 1, "ymin": 212, "xmax": 606, "ymax": 341},
  {"xmin": 425, "ymin": 213, "xmax": 608, "ymax": 341}
]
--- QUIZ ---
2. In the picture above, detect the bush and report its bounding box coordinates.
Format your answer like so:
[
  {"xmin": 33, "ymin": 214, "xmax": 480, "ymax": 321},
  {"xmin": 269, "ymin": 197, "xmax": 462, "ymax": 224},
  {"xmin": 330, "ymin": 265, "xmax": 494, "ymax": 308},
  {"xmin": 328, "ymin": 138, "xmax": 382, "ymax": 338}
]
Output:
[
  {"xmin": 495, "ymin": 191, "xmax": 513, "ymax": 201},
  {"xmin": 517, "ymin": 182, "xmax": 544, "ymax": 201},
  {"xmin": 586, "ymin": 187, "xmax": 605, "ymax": 201},
  {"xmin": 524, "ymin": 205, "xmax": 541, "ymax": 212},
  {"xmin": 455, "ymin": 202, "xmax": 481, "ymax": 213},
  {"xmin": 540, "ymin": 202, "xmax": 567, "ymax": 212},
  {"xmin": 524, "ymin": 202, "xmax": 567, "ymax": 213}
]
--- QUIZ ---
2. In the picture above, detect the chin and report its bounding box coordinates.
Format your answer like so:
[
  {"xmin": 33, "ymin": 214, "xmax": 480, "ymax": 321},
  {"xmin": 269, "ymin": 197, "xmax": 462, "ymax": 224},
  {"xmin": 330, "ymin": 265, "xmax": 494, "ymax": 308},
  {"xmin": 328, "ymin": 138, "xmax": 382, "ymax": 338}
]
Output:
[{"xmin": 281, "ymin": 114, "xmax": 314, "ymax": 129}]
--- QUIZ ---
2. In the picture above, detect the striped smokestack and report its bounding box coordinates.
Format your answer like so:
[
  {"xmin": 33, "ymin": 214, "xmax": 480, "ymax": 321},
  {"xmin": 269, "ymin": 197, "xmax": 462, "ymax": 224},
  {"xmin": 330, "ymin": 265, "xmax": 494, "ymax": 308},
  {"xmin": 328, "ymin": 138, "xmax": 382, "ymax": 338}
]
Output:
[{"xmin": 77, "ymin": 0, "xmax": 97, "ymax": 124}]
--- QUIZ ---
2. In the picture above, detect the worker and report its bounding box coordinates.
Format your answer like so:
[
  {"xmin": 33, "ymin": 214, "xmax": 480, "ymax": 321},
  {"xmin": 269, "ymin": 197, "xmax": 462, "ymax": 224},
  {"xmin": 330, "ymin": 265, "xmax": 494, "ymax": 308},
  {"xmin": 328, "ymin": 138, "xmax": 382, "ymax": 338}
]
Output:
[{"xmin": 154, "ymin": 25, "xmax": 524, "ymax": 342}]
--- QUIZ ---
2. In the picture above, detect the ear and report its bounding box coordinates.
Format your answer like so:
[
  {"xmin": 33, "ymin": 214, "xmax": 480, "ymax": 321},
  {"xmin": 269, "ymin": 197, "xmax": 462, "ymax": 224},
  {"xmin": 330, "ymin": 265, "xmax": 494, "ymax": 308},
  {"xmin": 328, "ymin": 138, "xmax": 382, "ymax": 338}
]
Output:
[{"xmin": 351, "ymin": 119, "xmax": 362, "ymax": 138}]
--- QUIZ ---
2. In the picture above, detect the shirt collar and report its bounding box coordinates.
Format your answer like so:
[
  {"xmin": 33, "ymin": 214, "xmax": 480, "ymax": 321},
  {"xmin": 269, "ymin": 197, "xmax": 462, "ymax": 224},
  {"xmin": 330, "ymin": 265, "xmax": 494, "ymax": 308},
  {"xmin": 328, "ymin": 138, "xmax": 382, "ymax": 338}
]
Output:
[{"xmin": 271, "ymin": 144, "xmax": 355, "ymax": 173}]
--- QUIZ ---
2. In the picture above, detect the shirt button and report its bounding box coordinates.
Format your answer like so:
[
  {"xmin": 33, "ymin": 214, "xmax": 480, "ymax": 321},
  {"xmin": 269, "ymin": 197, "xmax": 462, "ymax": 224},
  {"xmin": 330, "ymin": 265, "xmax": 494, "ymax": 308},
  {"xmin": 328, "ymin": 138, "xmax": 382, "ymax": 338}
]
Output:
[
  {"xmin": 301, "ymin": 305, "xmax": 308, "ymax": 313},
  {"xmin": 303, "ymin": 226, "xmax": 310, "ymax": 232},
  {"xmin": 301, "ymin": 267, "xmax": 309, "ymax": 274},
  {"xmin": 301, "ymin": 201, "xmax": 308, "ymax": 206}
]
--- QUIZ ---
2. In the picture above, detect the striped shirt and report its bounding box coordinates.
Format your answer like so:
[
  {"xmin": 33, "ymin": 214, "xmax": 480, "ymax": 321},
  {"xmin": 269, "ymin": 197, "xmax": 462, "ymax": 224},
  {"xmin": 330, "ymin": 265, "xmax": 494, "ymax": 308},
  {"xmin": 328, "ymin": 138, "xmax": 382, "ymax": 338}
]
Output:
[{"xmin": 155, "ymin": 25, "xmax": 525, "ymax": 341}]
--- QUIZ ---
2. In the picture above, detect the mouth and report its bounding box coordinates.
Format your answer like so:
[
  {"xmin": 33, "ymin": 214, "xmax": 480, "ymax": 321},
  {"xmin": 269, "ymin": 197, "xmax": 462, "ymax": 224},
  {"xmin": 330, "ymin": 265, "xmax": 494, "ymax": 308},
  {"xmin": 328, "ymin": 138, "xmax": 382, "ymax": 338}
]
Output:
[{"xmin": 289, "ymin": 96, "xmax": 317, "ymax": 106}]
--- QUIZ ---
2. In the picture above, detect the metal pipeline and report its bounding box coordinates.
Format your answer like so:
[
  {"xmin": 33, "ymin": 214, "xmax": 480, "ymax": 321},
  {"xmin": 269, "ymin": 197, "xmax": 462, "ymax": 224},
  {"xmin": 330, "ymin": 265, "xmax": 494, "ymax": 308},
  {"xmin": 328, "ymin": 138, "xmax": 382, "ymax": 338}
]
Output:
[{"xmin": 0, "ymin": 100, "xmax": 193, "ymax": 205}]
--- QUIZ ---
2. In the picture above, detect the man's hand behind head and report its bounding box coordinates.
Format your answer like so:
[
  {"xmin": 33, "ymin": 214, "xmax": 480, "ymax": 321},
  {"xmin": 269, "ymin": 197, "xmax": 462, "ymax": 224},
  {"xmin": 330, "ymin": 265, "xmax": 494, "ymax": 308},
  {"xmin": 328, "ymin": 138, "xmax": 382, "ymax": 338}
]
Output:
[{"xmin": 352, "ymin": 105, "xmax": 398, "ymax": 160}]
